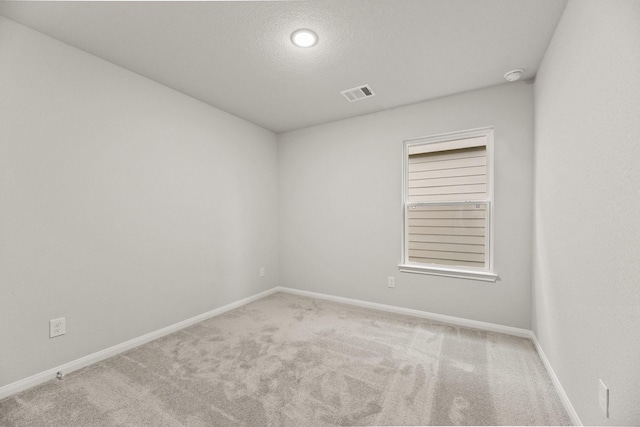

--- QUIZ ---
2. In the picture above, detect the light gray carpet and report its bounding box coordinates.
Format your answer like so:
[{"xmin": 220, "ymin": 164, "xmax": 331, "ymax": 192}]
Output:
[{"xmin": 0, "ymin": 292, "xmax": 571, "ymax": 426}]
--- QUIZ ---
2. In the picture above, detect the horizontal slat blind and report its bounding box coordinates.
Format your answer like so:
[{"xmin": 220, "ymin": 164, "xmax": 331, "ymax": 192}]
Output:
[
  {"xmin": 407, "ymin": 136, "xmax": 487, "ymax": 155},
  {"xmin": 407, "ymin": 145, "xmax": 487, "ymax": 203},
  {"xmin": 406, "ymin": 203, "xmax": 487, "ymax": 268},
  {"xmin": 405, "ymin": 135, "xmax": 489, "ymax": 270}
]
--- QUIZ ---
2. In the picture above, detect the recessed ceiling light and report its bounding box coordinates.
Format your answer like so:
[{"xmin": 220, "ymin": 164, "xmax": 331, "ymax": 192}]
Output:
[
  {"xmin": 291, "ymin": 29, "xmax": 318, "ymax": 48},
  {"xmin": 504, "ymin": 69, "xmax": 524, "ymax": 82}
]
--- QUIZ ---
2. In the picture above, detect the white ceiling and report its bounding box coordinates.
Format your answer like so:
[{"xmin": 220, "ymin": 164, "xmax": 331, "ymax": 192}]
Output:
[{"xmin": 0, "ymin": 0, "xmax": 568, "ymax": 133}]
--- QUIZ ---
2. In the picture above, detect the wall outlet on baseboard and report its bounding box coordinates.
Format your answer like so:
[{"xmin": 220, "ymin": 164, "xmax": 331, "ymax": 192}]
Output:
[
  {"xmin": 599, "ymin": 378, "xmax": 609, "ymax": 417},
  {"xmin": 387, "ymin": 276, "xmax": 395, "ymax": 288},
  {"xmin": 260, "ymin": 267, "xmax": 265, "ymax": 277},
  {"xmin": 49, "ymin": 317, "xmax": 65, "ymax": 338}
]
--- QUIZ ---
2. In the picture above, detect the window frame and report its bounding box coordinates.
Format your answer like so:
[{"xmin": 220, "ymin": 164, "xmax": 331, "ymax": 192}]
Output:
[{"xmin": 398, "ymin": 126, "xmax": 498, "ymax": 282}]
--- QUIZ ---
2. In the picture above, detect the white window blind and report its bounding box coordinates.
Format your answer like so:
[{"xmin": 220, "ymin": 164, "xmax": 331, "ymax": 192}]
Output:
[
  {"xmin": 402, "ymin": 131, "xmax": 493, "ymax": 276},
  {"xmin": 407, "ymin": 137, "xmax": 487, "ymax": 203}
]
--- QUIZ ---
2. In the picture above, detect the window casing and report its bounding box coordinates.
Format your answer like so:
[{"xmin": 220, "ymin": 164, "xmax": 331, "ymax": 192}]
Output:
[{"xmin": 399, "ymin": 127, "xmax": 497, "ymax": 282}]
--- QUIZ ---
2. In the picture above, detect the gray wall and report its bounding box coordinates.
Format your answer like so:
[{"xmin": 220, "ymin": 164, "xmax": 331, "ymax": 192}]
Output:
[
  {"xmin": 533, "ymin": 0, "xmax": 640, "ymax": 425},
  {"xmin": 279, "ymin": 82, "xmax": 535, "ymax": 329},
  {"xmin": 0, "ymin": 17, "xmax": 279, "ymax": 388}
]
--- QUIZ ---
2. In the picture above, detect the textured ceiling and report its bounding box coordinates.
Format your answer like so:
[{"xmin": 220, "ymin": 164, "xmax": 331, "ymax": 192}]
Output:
[{"xmin": 0, "ymin": 0, "xmax": 568, "ymax": 133}]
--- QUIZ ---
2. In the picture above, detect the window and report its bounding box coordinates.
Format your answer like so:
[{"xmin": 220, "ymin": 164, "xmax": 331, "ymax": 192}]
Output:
[{"xmin": 399, "ymin": 127, "xmax": 497, "ymax": 282}]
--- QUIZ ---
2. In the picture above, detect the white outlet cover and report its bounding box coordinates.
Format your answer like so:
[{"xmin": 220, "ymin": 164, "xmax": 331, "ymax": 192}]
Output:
[
  {"xmin": 387, "ymin": 276, "xmax": 395, "ymax": 288},
  {"xmin": 49, "ymin": 317, "xmax": 66, "ymax": 338},
  {"xmin": 598, "ymin": 378, "xmax": 609, "ymax": 418}
]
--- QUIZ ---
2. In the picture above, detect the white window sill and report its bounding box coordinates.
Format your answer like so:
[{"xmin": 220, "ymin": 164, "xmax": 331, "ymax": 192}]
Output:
[{"xmin": 398, "ymin": 264, "xmax": 498, "ymax": 282}]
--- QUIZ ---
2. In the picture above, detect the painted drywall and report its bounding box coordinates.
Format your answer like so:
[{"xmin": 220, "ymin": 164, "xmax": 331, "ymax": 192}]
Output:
[
  {"xmin": 533, "ymin": 0, "xmax": 640, "ymax": 425},
  {"xmin": 0, "ymin": 17, "xmax": 278, "ymax": 388},
  {"xmin": 279, "ymin": 82, "xmax": 534, "ymax": 329}
]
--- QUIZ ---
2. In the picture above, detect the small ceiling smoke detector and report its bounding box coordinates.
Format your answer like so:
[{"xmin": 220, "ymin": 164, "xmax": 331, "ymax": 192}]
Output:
[
  {"xmin": 504, "ymin": 69, "xmax": 524, "ymax": 82},
  {"xmin": 341, "ymin": 84, "xmax": 376, "ymax": 102},
  {"xmin": 291, "ymin": 29, "xmax": 318, "ymax": 48}
]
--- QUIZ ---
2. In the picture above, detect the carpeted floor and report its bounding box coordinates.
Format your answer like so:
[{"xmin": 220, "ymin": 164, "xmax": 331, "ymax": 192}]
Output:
[{"xmin": 0, "ymin": 292, "xmax": 571, "ymax": 426}]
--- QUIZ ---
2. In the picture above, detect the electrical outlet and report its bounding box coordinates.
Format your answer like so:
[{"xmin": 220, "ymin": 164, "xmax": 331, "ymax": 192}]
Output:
[
  {"xmin": 49, "ymin": 317, "xmax": 65, "ymax": 338},
  {"xmin": 387, "ymin": 276, "xmax": 395, "ymax": 288},
  {"xmin": 599, "ymin": 379, "xmax": 609, "ymax": 417},
  {"xmin": 260, "ymin": 267, "xmax": 265, "ymax": 277}
]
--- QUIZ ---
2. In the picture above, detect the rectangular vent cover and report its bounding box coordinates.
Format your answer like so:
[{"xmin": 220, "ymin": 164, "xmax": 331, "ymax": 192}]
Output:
[{"xmin": 341, "ymin": 84, "xmax": 376, "ymax": 102}]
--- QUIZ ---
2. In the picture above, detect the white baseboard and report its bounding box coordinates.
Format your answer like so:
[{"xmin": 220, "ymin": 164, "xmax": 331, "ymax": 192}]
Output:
[
  {"xmin": 276, "ymin": 286, "xmax": 531, "ymax": 338},
  {"xmin": 530, "ymin": 333, "xmax": 582, "ymax": 426},
  {"xmin": 0, "ymin": 287, "xmax": 278, "ymax": 400}
]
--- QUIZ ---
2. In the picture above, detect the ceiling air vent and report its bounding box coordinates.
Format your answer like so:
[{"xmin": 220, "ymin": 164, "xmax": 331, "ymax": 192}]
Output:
[{"xmin": 340, "ymin": 84, "xmax": 376, "ymax": 102}]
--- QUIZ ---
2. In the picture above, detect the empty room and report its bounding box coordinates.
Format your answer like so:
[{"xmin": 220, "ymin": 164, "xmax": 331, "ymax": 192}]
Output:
[{"xmin": 0, "ymin": 0, "xmax": 638, "ymax": 425}]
